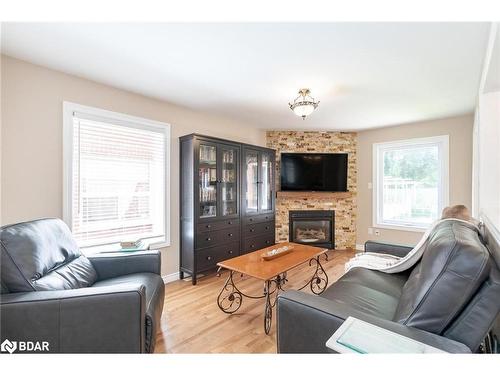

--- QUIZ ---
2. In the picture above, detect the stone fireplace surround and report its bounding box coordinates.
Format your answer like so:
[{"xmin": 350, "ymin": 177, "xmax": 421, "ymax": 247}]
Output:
[{"xmin": 266, "ymin": 131, "xmax": 357, "ymax": 250}]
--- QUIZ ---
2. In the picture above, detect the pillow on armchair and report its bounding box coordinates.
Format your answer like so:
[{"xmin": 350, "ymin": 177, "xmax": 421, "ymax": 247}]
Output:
[{"xmin": 0, "ymin": 218, "xmax": 97, "ymax": 292}]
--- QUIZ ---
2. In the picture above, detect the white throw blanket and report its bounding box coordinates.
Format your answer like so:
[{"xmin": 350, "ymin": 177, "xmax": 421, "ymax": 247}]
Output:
[{"xmin": 345, "ymin": 218, "xmax": 480, "ymax": 274}]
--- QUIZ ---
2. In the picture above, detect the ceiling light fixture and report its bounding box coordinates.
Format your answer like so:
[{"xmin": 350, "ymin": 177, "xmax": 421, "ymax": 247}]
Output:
[{"xmin": 288, "ymin": 88, "xmax": 320, "ymax": 120}]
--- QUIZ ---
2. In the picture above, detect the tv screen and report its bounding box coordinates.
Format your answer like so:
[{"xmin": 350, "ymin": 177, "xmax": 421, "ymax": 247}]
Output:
[{"xmin": 280, "ymin": 153, "xmax": 348, "ymax": 192}]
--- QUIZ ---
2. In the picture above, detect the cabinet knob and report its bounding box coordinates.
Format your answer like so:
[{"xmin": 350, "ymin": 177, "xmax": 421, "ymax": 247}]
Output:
[
  {"xmin": 228, "ymin": 233, "xmax": 233, "ymax": 237},
  {"xmin": 228, "ymin": 221, "xmax": 233, "ymax": 225},
  {"xmin": 206, "ymin": 237, "xmax": 211, "ymax": 241},
  {"xmin": 265, "ymin": 226, "xmax": 269, "ymax": 230},
  {"xmin": 228, "ymin": 250, "xmax": 233, "ymax": 254},
  {"xmin": 207, "ymin": 256, "xmax": 212, "ymax": 261},
  {"xmin": 251, "ymin": 244, "xmax": 255, "ymax": 248},
  {"xmin": 206, "ymin": 224, "xmax": 211, "ymax": 229},
  {"xmin": 250, "ymin": 229, "xmax": 255, "ymax": 232},
  {"xmin": 249, "ymin": 218, "xmax": 253, "ymax": 222},
  {"xmin": 266, "ymin": 240, "xmax": 271, "ymax": 244}
]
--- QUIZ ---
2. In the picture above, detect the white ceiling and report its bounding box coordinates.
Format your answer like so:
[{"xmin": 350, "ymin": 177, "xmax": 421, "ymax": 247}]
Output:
[{"xmin": 1, "ymin": 22, "xmax": 491, "ymax": 130}]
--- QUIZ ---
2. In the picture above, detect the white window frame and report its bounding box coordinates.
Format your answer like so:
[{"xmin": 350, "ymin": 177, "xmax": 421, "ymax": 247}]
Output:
[
  {"xmin": 373, "ymin": 135, "xmax": 449, "ymax": 232},
  {"xmin": 63, "ymin": 101, "xmax": 171, "ymax": 250}
]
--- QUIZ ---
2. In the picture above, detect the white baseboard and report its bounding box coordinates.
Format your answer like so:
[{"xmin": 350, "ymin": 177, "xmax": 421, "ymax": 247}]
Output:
[
  {"xmin": 355, "ymin": 243, "xmax": 364, "ymax": 252},
  {"xmin": 162, "ymin": 272, "xmax": 180, "ymax": 284}
]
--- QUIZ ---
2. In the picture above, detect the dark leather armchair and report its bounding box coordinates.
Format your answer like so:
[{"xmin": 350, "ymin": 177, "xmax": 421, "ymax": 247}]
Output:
[
  {"xmin": 277, "ymin": 221, "xmax": 500, "ymax": 353},
  {"xmin": 0, "ymin": 218, "xmax": 165, "ymax": 353}
]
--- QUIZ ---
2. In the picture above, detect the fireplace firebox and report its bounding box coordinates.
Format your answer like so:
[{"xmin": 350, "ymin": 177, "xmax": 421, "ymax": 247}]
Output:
[{"xmin": 289, "ymin": 210, "xmax": 335, "ymax": 249}]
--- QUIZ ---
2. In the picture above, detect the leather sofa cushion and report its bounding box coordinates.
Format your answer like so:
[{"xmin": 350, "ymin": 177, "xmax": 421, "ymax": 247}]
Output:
[
  {"xmin": 320, "ymin": 267, "xmax": 408, "ymax": 320},
  {"xmin": 1, "ymin": 280, "xmax": 9, "ymax": 294},
  {"xmin": 92, "ymin": 272, "xmax": 165, "ymax": 353},
  {"xmin": 394, "ymin": 221, "xmax": 490, "ymax": 334},
  {"xmin": 443, "ymin": 265, "xmax": 500, "ymax": 352},
  {"xmin": 1, "ymin": 218, "xmax": 97, "ymax": 292}
]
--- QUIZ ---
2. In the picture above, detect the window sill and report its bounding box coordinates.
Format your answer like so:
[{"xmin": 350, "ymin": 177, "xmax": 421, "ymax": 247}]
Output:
[
  {"xmin": 374, "ymin": 223, "xmax": 428, "ymax": 233},
  {"xmin": 81, "ymin": 237, "xmax": 170, "ymax": 255},
  {"xmin": 148, "ymin": 239, "xmax": 170, "ymax": 250}
]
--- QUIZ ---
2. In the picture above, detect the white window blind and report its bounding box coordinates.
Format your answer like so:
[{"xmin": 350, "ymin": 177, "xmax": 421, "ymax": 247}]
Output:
[{"xmin": 68, "ymin": 109, "xmax": 167, "ymax": 248}]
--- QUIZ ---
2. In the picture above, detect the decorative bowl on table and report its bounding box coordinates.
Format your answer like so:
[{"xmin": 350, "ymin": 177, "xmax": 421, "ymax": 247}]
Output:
[{"xmin": 261, "ymin": 245, "xmax": 293, "ymax": 261}]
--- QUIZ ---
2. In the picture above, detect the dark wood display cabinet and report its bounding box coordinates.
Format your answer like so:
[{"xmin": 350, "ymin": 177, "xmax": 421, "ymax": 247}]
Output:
[
  {"xmin": 240, "ymin": 146, "xmax": 276, "ymax": 254},
  {"xmin": 180, "ymin": 134, "xmax": 276, "ymax": 285}
]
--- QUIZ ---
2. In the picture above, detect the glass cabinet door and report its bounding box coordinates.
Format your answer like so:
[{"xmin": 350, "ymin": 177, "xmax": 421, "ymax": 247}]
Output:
[
  {"xmin": 199, "ymin": 143, "xmax": 218, "ymax": 218},
  {"xmin": 260, "ymin": 152, "xmax": 273, "ymax": 212},
  {"xmin": 221, "ymin": 147, "xmax": 238, "ymax": 217},
  {"xmin": 245, "ymin": 150, "xmax": 259, "ymax": 214}
]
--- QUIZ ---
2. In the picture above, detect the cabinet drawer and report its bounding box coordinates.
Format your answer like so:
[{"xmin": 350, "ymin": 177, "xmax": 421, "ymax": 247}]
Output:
[
  {"xmin": 218, "ymin": 227, "xmax": 240, "ymax": 243},
  {"xmin": 243, "ymin": 234, "xmax": 275, "ymax": 253},
  {"xmin": 244, "ymin": 221, "xmax": 275, "ymax": 237},
  {"xmin": 243, "ymin": 213, "xmax": 274, "ymax": 226},
  {"xmin": 197, "ymin": 219, "xmax": 239, "ymax": 233},
  {"xmin": 196, "ymin": 242, "xmax": 239, "ymax": 271},
  {"xmin": 196, "ymin": 227, "xmax": 240, "ymax": 249}
]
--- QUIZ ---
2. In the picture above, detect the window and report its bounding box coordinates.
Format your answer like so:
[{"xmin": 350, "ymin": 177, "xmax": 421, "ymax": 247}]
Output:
[
  {"xmin": 63, "ymin": 102, "xmax": 170, "ymax": 249},
  {"xmin": 373, "ymin": 135, "xmax": 449, "ymax": 231}
]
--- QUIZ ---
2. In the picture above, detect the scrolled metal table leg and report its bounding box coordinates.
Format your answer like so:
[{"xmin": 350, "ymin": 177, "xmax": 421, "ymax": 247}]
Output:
[
  {"xmin": 217, "ymin": 271, "xmax": 243, "ymax": 314},
  {"xmin": 264, "ymin": 280, "xmax": 273, "ymax": 334},
  {"xmin": 297, "ymin": 254, "xmax": 329, "ymax": 294},
  {"xmin": 309, "ymin": 255, "xmax": 329, "ymax": 295}
]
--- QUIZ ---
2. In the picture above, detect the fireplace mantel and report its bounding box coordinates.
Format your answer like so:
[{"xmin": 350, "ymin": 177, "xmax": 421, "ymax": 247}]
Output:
[{"xmin": 277, "ymin": 191, "xmax": 353, "ymax": 200}]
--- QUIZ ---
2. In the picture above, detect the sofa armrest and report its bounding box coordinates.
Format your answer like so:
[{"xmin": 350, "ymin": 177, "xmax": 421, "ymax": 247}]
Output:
[
  {"xmin": 277, "ymin": 290, "xmax": 368, "ymax": 353},
  {"xmin": 277, "ymin": 291, "xmax": 470, "ymax": 353},
  {"xmin": 364, "ymin": 240, "xmax": 414, "ymax": 258},
  {"xmin": 0, "ymin": 284, "xmax": 146, "ymax": 353},
  {"xmin": 88, "ymin": 250, "xmax": 161, "ymax": 280}
]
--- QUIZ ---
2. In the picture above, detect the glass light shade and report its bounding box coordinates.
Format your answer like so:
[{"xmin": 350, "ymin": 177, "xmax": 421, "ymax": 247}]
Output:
[{"xmin": 292, "ymin": 103, "xmax": 315, "ymax": 117}]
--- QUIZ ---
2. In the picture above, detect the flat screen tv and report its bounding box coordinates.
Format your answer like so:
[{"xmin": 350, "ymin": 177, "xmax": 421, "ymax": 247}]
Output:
[{"xmin": 280, "ymin": 153, "xmax": 348, "ymax": 192}]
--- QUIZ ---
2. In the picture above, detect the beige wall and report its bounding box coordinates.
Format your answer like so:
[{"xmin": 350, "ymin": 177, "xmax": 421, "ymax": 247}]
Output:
[
  {"xmin": 0, "ymin": 55, "xmax": 266, "ymax": 277},
  {"xmin": 356, "ymin": 114, "xmax": 474, "ymax": 247}
]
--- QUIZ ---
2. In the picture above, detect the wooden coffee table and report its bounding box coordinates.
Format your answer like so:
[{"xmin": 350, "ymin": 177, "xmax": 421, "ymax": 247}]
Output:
[{"xmin": 216, "ymin": 242, "xmax": 329, "ymax": 334}]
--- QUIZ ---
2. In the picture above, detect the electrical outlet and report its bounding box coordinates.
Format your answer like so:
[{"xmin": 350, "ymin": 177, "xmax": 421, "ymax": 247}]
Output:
[
  {"xmin": 368, "ymin": 228, "xmax": 373, "ymax": 235},
  {"xmin": 374, "ymin": 229, "xmax": 381, "ymax": 236}
]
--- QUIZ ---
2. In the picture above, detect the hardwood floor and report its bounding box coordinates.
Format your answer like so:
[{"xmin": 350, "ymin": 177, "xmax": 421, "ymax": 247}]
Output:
[{"xmin": 154, "ymin": 248, "xmax": 355, "ymax": 353}]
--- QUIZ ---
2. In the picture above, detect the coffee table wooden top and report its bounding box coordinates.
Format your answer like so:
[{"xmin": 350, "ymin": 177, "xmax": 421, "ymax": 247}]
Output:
[{"xmin": 217, "ymin": 242, "xmax": 327, "ymax": 281}]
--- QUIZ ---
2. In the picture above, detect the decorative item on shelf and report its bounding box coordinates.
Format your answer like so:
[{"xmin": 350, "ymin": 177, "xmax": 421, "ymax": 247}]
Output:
[
  {"xmin": 120, "ymin": 239, "xmax": 146, "ymax": 252},
  {"xmin": 210, "ymin": 168, "xmax": 217, "ymax": 182},
  {"xmin": 288, "ymin": 88, "xmax": 320, "ymax": 119},
  {"xmin": 200, "ymin": 185, "xmax": 216, "ymax": 202},
  {"xmin": 261, "ymin": 245, "xmax": 293, "ymax": 261},
  {"xmin": 201, "ymin": 204, "xmax": 216, "ymax": 217},
  {"xmin": 200, "ymin": 145, "xmax": 216, "ymax": 163},
  {"xmin": 222, "ymin": 169, "xmax": 235, "ymax": 182},
  {"xmin": 223, "ymin": 151, "xmax": 234, "ymax": 163}
]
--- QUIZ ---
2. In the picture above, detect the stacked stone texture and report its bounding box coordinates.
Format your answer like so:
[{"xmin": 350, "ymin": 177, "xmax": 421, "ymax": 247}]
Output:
[{"xmin": 266, "ymin": 131, "xmax": 357, "ymax": 249}]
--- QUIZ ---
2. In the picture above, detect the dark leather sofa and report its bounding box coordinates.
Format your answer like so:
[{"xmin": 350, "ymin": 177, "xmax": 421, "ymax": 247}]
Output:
[
  {"xmin": 277, "ymin": 220, "xmax": 500, "ymax": 353},
  {"xmin": 0, "ymin": 218, "xmax": 165, "ymax": 353}
]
